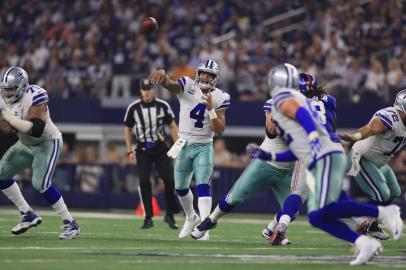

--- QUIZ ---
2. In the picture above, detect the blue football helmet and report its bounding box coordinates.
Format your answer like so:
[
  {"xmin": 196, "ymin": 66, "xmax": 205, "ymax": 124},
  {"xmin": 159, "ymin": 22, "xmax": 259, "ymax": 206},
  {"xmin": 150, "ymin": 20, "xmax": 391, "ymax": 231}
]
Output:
[{"xmin": 298, "ymin": 73, "xmax": 318, "ymax": 93}]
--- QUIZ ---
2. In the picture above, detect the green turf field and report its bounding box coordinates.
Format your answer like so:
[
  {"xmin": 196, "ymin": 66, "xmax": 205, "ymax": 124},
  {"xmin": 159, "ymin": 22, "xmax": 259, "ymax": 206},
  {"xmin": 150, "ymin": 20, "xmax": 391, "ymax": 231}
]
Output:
[{"xmin": 0, "ymin": 209, "xmax": 405, "ymax": 270}]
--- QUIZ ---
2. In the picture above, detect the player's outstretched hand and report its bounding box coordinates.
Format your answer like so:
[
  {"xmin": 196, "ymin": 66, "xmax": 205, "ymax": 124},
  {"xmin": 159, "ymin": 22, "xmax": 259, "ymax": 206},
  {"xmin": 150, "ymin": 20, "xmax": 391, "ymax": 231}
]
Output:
[
  {"xmin": 246, "ymin": 143, "xmax": 274, "ymax": 161},
  {"xmin": 339, "ymin": 133, "xmax": 358, "ymax": 143},
  {"xmin": 150, "ymin": 69, "xmax": 166, "ymax": 85}
]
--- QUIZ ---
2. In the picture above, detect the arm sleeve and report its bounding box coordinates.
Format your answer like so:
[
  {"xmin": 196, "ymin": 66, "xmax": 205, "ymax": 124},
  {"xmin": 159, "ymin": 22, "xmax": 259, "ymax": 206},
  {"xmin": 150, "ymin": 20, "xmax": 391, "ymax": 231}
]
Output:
[
  {"xmin": 273, "ymin": 90, "xmax": 294, "ymax": 109},
  {"xmin": 31, "ymin": 91, "xmax": 49, "ymax": 106},
  {"xmin": 373, "ymin": 109, "xmax": 393, "ymax": 131},
  {"xmin": 263, "ymin": 99, "xmax": 273, "ymax": 113},
  {"xmin": 216, "ymin": 92, "xmax": 231, "ymax": 110},
  {"xmin": 275, "ymin": 150, "xmax": 298, "ymax": 162},
  {"xmin": 177, "ymin": 76, "xmax": 187, "ymax": 94},
  {"xmin": 295, "ymin": 107, "xmax": 318, "ymax": 135}
]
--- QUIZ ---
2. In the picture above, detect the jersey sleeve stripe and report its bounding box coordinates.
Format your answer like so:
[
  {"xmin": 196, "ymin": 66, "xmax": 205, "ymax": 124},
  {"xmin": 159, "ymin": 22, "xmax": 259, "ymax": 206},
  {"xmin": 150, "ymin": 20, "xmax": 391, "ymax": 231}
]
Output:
[
  {"xmin": 177, "ymin": 77, "xmax": 186, "ymax": 91},
  {"xmin": 274, "ymin": 92, "xmax": 293, "ymax": 108},
  {"xmin": 32, "ymin": 97, "xmax": 49, "ymax": 106},
  {"xmin": 33, "ymin": 92, "xmax": 48, "ymax": 102},
  {"xmin": 217, "ymin": 103, "xmax": 230, "ymax": 110},
  {"xmin": 263, "ymin": 104, "xmax": 272, "ymax": 111},
  {"xmin": 376, "ymin": 114, "xmax": 393, "ymax": 130}
]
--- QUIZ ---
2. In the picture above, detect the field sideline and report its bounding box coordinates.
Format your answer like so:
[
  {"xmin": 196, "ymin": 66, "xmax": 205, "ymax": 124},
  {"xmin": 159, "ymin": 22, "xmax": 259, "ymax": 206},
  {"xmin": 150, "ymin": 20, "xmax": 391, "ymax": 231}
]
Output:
[{"xmin": 0, "ymin": 208, "xmax": 405, "ymax": 270}]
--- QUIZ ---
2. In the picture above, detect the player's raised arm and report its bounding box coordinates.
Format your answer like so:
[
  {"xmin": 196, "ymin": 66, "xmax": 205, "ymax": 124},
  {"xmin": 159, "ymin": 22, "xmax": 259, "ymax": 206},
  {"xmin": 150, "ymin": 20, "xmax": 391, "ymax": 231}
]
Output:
[{"xmin": 150, "ymin": 69, "xmax": 182, "ymax": 94}]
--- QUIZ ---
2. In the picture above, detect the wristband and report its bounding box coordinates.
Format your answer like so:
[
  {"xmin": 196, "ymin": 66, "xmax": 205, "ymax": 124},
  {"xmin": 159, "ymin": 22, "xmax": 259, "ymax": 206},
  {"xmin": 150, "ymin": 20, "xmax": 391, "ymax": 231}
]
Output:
[
  {"xmin": 209, "ymin": 108, "xmax": 217, "ymax": 120},
  {"xmin": 127, "ymin": 151, "xmax": 134, "ymax": 156},
  {"xmin": 353, "ymin": 132, "xmax": 362, "ymax": 140}
]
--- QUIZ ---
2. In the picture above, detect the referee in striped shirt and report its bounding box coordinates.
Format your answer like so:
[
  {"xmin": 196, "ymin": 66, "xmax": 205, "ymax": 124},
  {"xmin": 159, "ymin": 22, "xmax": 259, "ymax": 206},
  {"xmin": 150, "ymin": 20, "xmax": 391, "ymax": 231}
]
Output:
[{"xmin": 124, "ymin": 78, "xmax": 179, "ymax": 229}]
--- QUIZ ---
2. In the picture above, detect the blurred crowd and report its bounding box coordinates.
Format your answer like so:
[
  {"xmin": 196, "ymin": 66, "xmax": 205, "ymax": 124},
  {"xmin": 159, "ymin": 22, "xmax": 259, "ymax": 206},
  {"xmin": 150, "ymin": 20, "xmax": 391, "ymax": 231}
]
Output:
[{"xmin": 1, "ymin": 0, "xmax": 405, "ymax": 102}]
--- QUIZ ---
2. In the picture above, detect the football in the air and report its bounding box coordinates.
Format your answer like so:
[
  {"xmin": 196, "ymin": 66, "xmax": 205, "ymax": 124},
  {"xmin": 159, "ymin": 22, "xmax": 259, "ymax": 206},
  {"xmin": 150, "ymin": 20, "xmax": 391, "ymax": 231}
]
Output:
[{"xmin": 140, "ymin": 17, "xmax": 158, "ymax": 34}]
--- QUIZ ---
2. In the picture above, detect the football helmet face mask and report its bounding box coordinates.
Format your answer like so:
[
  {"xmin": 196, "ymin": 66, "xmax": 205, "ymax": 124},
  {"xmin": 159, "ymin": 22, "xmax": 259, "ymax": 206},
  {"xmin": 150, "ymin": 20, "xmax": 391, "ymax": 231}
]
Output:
[
  {"xmin": 195, "ymin": 59, "xmax": 220, "ymax": 92},
  {"xmin": 394, "ymin": 89, "xmax": 406, "ymax": 113},
  {"xmin": 298, "ymin": 72, "xmax": 318, "ymax": 93},
  {"xmin": 0, "ymin": 67, "xmax": 29, "ymax": 104},
  {"xmin": 268, "ymin": 63, "xmax": 299, "ymax": 95}
]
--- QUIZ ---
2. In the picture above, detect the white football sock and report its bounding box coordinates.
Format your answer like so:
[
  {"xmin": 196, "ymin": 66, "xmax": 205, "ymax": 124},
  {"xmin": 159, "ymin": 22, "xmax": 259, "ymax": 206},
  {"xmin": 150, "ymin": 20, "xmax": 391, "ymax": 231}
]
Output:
[
  {"xmin": 52, "ymin": 197, "xmax": 73, "ymax": 221},
  {"xmin": 377, "ymin": 206, "xmax": 385, "ymax": 220},
  {"xmin": 209, "ymin": 205, "xmax": 226, "ymax": 222},
  {"xmin": 198, "ymin": 196, "xmax": 212, "ymax": 220},
  {"xmin": 178, "ymin": 190, "xmax": 195, "ymax": 220},
  {"xmin": 1, "ymin": 182, "xmax": 32, "ymax": 213},
  {"xmin": 279, "ymin": 214, "xmax": 291, "ymax": 226},
  {"xmin": 267, "ymin": 215, "xmax": 278, "ymax": 230}
]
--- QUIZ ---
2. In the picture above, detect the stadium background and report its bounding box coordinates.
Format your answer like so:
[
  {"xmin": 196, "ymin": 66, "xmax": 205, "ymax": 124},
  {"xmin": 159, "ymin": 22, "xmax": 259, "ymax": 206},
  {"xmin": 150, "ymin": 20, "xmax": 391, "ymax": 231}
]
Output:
[{"xmin": 1, "ymin": 0, "xmax": 406, "ymax": 215}]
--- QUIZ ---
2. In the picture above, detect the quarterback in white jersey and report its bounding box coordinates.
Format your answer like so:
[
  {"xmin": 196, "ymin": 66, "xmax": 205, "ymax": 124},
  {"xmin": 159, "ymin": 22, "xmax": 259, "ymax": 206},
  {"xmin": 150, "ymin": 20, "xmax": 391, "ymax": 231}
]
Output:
[
  {"xmin": 150, "ymin": 59, "xmax": 229, "ymax": 240},
  {"xmin": 0, "ymin": 67, "xmax": 79, "ymax": 239},
  {"xmin": 250, "ymin": 63, "xmax": 403, "ymax": 265},
  {"xmin": 191, "ymin": 98, "xmax": 297, "ymax": 242}
]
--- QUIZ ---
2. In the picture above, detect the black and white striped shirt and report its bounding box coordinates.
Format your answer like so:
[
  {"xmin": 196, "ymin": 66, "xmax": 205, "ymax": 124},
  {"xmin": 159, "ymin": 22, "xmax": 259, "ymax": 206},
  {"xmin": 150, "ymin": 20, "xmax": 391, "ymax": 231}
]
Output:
[{"xmin": 124, "ymin": 98, "xmax": 175, "ymax": 143}]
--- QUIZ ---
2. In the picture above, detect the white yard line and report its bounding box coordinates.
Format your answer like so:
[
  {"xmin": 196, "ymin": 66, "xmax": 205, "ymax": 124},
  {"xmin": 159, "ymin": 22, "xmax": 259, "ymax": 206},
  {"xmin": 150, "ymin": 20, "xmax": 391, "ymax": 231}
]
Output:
[{"xmin": 0, "ymin": 209, "xmax": 310, "ymax": 225}]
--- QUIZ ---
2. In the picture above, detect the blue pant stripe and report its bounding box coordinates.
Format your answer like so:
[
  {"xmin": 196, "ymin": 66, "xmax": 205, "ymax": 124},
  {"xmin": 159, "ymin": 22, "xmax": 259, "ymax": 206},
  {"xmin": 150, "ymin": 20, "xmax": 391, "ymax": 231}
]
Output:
[
  {"xmin": 319, "ymin": 155, "xmax": 331, "ymax": 208},
  {"xmin": 42, "ymin": 139, "xmax": 59, "ymax": 189},
  {"xmin": 359, "ymin": 161, "xmax": 383, "ymax": 202}
]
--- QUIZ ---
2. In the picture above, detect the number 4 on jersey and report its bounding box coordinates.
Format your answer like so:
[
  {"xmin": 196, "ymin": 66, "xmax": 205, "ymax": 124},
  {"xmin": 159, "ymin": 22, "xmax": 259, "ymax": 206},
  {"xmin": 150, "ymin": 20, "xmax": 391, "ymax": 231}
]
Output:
[{"xmin": 190, "ymin": 103, "xmax": 206, "ymax": 128}]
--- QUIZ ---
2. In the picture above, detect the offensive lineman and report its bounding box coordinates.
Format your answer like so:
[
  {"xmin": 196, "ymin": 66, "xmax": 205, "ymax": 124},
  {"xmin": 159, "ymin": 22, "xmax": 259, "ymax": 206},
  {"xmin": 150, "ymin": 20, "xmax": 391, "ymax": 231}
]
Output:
[
  {"xmin": 0, "ymin": 67, "xmax": 80, "ymax": 239},
  {"xmin": 340, "ymin": 89, "xmax": 406, "ymax": 239},
  {"xmin": 150, "ymin": 59, "xmax": 230, "ymax": 240}
]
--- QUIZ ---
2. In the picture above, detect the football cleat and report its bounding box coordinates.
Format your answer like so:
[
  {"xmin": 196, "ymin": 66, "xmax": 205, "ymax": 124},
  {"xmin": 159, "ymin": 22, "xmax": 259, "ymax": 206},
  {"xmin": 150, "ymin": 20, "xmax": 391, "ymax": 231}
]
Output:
[
  {"xmin": 378, "ymin": 205, "xmax": 403, "ymax": 240},
  {"xmin": 261, "ymin": 227, "xmax": 273, "ymax": 240},
  {"xmin": 367, "ymin": 221, "xmax": 389, "ymax": 240},
  {"xmin": 179, "ymin": 213, "xmax": 200, "ymax": 239},
  {"xmin": 350, "ymin": 235, "xmax": 382, "ymax": 265},
  {"xmin": 196, "ymin": 231, "xmax": 210, "ymax": 241},
  {"xmin": 11, "ymin": 211, "xmax": 42, "ymax": 235},
  {"xmin": 59, "ymin": 220, "xmax": 80, "ymax": 239},
  {"xmin": 191, "ymin": 217, "xmax": 216, "ymax": 240},
  {"xmin": 268, "ymin": 223, "xmax": 291, "ymax": 246}
]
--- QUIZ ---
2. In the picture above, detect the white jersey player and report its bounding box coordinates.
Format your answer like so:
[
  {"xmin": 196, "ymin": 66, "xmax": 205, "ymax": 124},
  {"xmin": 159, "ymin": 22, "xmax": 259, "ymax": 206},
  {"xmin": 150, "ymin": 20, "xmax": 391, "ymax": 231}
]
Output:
[
  {"xmin": 190, "ymin": 98, "xmax": 298, "ymax": 242},
  {"xmin": 150, "ymin": 59, "xmax": 229, "ymax": 240},
  {"xmin": 340, "ymin": 90, "xmax": 406, "ymax": 239},
  {"xmin": 6, "ymin": 84, "xmax": 61, "ymax": 145},
  {"xmin": 0, "ymin": 67, "xmax": 79, "ymax": 239},
  {"xmin": 177, "ymin": 75, "xmax": 230, "ymax": 143}
]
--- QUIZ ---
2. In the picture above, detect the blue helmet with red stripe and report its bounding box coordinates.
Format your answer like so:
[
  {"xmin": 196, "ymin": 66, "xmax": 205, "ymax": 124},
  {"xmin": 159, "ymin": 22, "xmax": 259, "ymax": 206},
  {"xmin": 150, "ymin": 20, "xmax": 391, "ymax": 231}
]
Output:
[{"xmin": 298, "ymin": 73, "xmax": 317, "ymax": 93}]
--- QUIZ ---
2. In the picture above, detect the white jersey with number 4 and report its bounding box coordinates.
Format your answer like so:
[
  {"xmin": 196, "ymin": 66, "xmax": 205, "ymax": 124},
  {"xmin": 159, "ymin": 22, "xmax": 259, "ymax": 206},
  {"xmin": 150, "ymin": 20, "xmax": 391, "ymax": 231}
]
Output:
[
  {"xmin": 271, "ymin": 88, "xmax": 343, "ymax": 168},
  {"xmin": 176, "ymin": 76, "xmax": 230, "ymax": 143},
  {"xmin": 262, "ymin": 99, "xmax": 294, "ymax": 170},
  {"xmin": 353, "ymin": 107, "xmax": 406, "ymax": 167},
  {"xmin": 3, "ymin": 84, "xmax": 61, "ymax": 146}
]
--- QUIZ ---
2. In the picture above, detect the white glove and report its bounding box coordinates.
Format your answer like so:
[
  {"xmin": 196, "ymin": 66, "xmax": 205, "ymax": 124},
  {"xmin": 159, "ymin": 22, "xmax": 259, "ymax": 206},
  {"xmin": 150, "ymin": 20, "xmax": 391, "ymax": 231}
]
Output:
[
  {"xmin": 167, "ymin": 138, "xmax": 186, "ymax": 159},
  {"xmin": 347, "ymin": 151, "xmax": 362, "ymax": 176}
]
